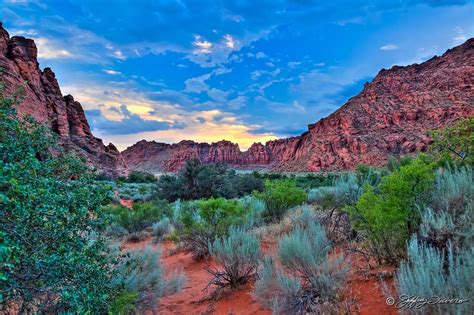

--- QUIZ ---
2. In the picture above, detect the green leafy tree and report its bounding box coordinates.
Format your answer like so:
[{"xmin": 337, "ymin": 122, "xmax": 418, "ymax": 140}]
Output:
[
  {"xmin": 255, "ymin": 180, "xmax": 307, "ymax": 223},
  {"xmin": 430, "ymin": 117, "xmax": 473, "ymax": 166},
  {"xmin": 346, "ymin": 155, "xmax": 436, "ymax": 263},
  {"xmin": 0, "ymin": 84, "xmax": 117, "ymax": 312}
]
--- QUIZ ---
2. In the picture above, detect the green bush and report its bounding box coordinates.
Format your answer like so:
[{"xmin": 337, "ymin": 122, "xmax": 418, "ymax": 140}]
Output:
[
  {"xmin": 154, "ymin": 160, "xmax": 264, "ymax": 201},
  {"xmin": 429, "ymin": 117, "xmax": 473, "ymax": 166},
  {"xmin": 307, "ymin": 173, "xmax": 360, "ymax": 208},
  {"xmin": 105, "ymin": 200, "xmax": 171, "ymax": 233},
  {"xmin": 346, "ymin": 156, "xmax": 435, "ymax": 263},
  {"xmin": 126, "ymin": 170, "xmax": 157, "ymax": 183},
  {"xmin": 0, "ymin": 86, "xmax": 119, "ymax": 312},
  {"xmin": 208, "ymin": 228, "xmax": 261, "ymax": 289},
  {"xmin": 395, "ymin": 238, "xmax": 473, "ymax": 314},
  {"xmin": 178, "ymin": 198, "xmax": 249, "ymax": 259},
  {"xmin": 239, "ymin": 195, "xmax": 266, "ymax": 228},
  {"xmin": 255, "ymin": 180, "xmax": 307, "ymax": 223},
  {"xmin": 254, "ymin": 221, "xmax": 348, "ymax": 314}
]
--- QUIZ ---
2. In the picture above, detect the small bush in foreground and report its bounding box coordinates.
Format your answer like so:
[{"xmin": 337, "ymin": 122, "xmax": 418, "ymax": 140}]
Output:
[
  {"xmin": 178, "ymin": 198, "xmax": 249, "ymax": 259},
  {"xmin": 112, "ymin": 246, "xmax": 185, "ymax": 313},
  {"xmin": 208, "ymin": 228, "xmax": 261, "ymax": 289},
  {"xmin": 254, "ymin": 221, "xmax": 348, "ymax": 314},
  {"xmin": 256, "ymin": 180, "xmax": 307, "ymax": 223},
  {"xmin": 395, "ymin": 238, "xmax": 473, "ymax": 314}
]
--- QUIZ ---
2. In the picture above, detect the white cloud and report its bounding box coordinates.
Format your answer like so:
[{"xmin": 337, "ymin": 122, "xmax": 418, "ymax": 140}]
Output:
[
  {"xmin": 193, "ymin": 35, "xmax": 212, "ymax": 53},
  {"xmin": 184, "ymin": 73, "xmax": 211, "ymax": 93},
  {"xmin": 113, "ymin": 50, "xmax": 126, "ymax": 60},
  {"xmin": 228, "ymin": 96, "xmax": 247, "ymax": 109},
  {"xmin": 287, "ymin": 61, "xmax": 302, "ymax": 68},
  {"xmin": 255, "ymin": 51, "xmax": 266, "ymax": 59},
  {"xmin": 380, "ymin": 44, "xmax": 398, "ymax": 51},
  {"xmin": 453, "ymin": 26, "xmax": 467, "ymax": 43},
  {"xmin": 207, "ymin": 88, "xmax": 230, "ymax": 102},
  {"xmin": 103, "ymin": 69, "xmax": 121, "ymax": 75},
  {"xmin": 224, "ymin": 34, "xmax": 236, "ymax": 49},
  {"xmin": 34, "ymin": 38, "xmax": 72, "ymax": 59}
]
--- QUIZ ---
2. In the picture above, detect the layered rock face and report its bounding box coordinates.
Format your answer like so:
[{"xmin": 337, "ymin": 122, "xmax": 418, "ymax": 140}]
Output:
[
  {"xmin": 124, "ymin": 38, "xmax": 473, "ymax": 173},
  {"xmin": 0, "ymin": 23, "xmax": 127, "ymax": 176}
]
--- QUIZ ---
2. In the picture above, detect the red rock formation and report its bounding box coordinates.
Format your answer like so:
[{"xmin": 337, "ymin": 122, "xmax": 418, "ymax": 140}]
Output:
[
  {"xmin": 0, "ymin": 23, "xmax": 127, "ymax": 177},
  {"xmin": 123, "ymin": 38, "xmax": 473, "ymax": 173}
]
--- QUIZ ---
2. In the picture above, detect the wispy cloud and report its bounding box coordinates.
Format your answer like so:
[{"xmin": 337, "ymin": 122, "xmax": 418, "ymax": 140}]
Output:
[
  {"xmin": 380, "ymin": 44, "xmax": 399, "ymax": 51},
  {"xmin": 103, "ymin": 69, "xmax": 121, "ymax": 75}
]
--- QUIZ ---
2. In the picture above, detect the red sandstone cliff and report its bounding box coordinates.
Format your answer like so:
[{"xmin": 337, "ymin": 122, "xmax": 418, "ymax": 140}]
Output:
[
  {"xmin": 123, "ymin": 38, "xmax": 474, "ymax": 173},
  {"xmin": 0, "ymin": 23, "xmax": 127, "ymax": 177}
]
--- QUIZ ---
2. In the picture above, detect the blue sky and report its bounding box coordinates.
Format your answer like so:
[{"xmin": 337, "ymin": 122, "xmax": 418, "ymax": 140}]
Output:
[{"xmin": 1, "ymin": 0, "xmax": 472, "ymax": 150}]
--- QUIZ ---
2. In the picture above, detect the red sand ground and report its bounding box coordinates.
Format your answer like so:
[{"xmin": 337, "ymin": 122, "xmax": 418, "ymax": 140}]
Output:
[{"xmin": 123, "ymin": 238, "xmax": 398, "ymax": 314}]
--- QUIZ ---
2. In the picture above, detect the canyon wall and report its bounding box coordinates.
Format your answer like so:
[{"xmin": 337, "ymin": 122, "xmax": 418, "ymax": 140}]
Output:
[{"xmin": 0, "ymin": 23, "xmax": 127, "ymax": 177}]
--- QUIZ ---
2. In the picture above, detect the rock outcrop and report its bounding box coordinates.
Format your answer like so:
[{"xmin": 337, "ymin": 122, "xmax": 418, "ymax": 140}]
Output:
[
  {"xmin": 124, "ymin": 38, "xmax": 474, "ymax": 173},
  {"xmin": 0, "ymin": 23, "xmax": 127, "ymax": 176}
]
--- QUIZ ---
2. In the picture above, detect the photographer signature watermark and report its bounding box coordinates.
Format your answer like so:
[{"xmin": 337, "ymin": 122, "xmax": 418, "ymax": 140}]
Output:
[{"xmin": 386, "ymin": 295, "xmax": 468, "ymax": 309}]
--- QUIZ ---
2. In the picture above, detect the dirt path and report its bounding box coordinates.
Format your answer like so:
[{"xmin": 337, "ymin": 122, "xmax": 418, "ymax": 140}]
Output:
[{"xmin": 124, "ymin": 239, "xmax": 397, "ymax": 314}]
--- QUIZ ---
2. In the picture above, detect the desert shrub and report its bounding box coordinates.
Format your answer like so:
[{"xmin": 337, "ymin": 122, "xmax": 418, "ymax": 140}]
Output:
[
  {"xmin": 152, "ymin": 217, "xmax": 171, "ymax": 242},
  {"xmin": 395, "ymin": 238, "xmax": 473, "ymax": 314},
  {"xmin": 154, "ymin": 160, "xmax": 264, "ymax": 201},
  {"xmin": 207, "ymin": 228, "xmax": 261, "ymax": 289},
  {"xmin": 178, "ymin": 198, "xmax": 249, "ymax": 259},
  {"xmin": 0, "ymin": 86, "xmax": 120, "ymax": 312},
  {"xmin": 346, "ymin": 156, "xmax": 436, "ymax": 263},
  {"xmin": 117, "ymin": 182, "xmax": 156, "ymax": 201},
  {"xmin": 307, "ymin": 173, "xmax": 359, "ymax": 208},
  {"xmin": 429, "ymin": 117, "xmax": 473, "ymax": 166},
  {"xmin": 105, "ymin": 200, "xmax": 171, "ymax": 233},
  {"xmin": 256, "ymin": 180, "xmax": 307, "ymax": 223},
  {"xmin": 419, "ymin": 166, "xmax": 473, "ymax": 251},
  {"xmin": 239, "ymin": 195, "xmax": 266, "ymax": 228},
  {"xmin": 112, "ymin": 246, "xmax": 185, "ymax": 313},
  {"xmin": 254, "ymin": 221, "xmax": 349, "ymax": 314},
  {"xmin": 126, "ymin": 170, "xmax": 157, "ymax": 183},
  {"xmin": 104, "ymin": 223, "xmax": 129, "ymax": 239}
]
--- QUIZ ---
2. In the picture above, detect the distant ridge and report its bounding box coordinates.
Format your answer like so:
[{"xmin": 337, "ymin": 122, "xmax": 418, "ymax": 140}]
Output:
[{"xmin": 123, "ymin": 38, "xmax": 474, "ymax": 173}]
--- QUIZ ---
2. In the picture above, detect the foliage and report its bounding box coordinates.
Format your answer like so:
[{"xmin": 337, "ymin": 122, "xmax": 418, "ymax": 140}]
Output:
[
  {"xmin": 123, "ymin": 170, "xmax": 157, "ymax": 183},
  {"xmin": 345, "ymin": 156, "xmax": 436, "ymax": 263},
  {"xmin": 429, "ymin": 117, "xmax": 474, "ymax": 166},
  {"xmin": 112, "ymin": 246, "xmax": 185, "ymax": 312},
  {"xmin": 0, "ymin": 85, "xmax": 119, "ymax": 312},
  {"xmin": 254, "ymin": 221, "xmax": 349, "ymax": 314},
  {"xmin": 308, "ymin": 173, "xmax": 360, "ymax": 208},
  {"xmin": 255, "ymin": 180, "xmax": 307, "ymax": 223},
  {"xmin": 177, "ymin": 198, "xmax": 249, "ymax": 259},
  {"xmin": 207, "ymin": 228, "xmax": 261, "ymax": 289},
  {"xmin": 239, "ymin": 195, "xmax": 266, "ymax": 228},
  {"xmin": 152, "ymin": 217, "xmax": 171, "ymax": 242},
  {"xmin": 395, "ymin": 238, "xmax": 473, "ymax": 314},
  {"xmin": 114, "ymin": 182, "xmax": 156, "ymax": 202},
  {"xmin": 104, "ymin": 200, "xmax": 171, "ymax": 233},
  {"xmin": 419, "ymin": 166, "xmax": 473, "ymax": 251},
  {"xmin": 154, "ymin": 160, "xmax": 264, "ymax": 201}
]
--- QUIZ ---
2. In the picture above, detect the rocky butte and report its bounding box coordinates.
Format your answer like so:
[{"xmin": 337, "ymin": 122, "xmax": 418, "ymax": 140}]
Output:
[
  {"xmin": 0, "ymin": 23, "xmax": 128, "ymax": 177},
  {"xmin": 123, "ymin": 38, "xmax": 474, "ymax": 173}
]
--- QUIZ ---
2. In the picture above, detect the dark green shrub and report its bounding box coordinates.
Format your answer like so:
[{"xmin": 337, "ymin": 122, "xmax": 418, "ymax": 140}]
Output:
[
  {"xmin": 208, "ymin": 228, "xmax": 261, "ymax": 289},
  {"xmin": 254, "ymin": 221, "xmax": 349, "ymax": 314},
  {"xmin": 346, "ymin": 155, "xmax": 436, "ymax": 263},
  {"xmin": 126, "ymin": 170, "xmax": 157, "ymax": 183},
  {"xmin": 154, "ymin": 160, "xmax": 264, "ymax": 201},
  {"xmin": 0, "ymin": 86, "xmax": 118, "ymax": 312},
  {"xmin": 255, "ymin": 180, "xmax": 307, "ymax": 223},
  {"xmin": 178, "ymin": 198, "xmax": 249, "ymax": 259}
]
